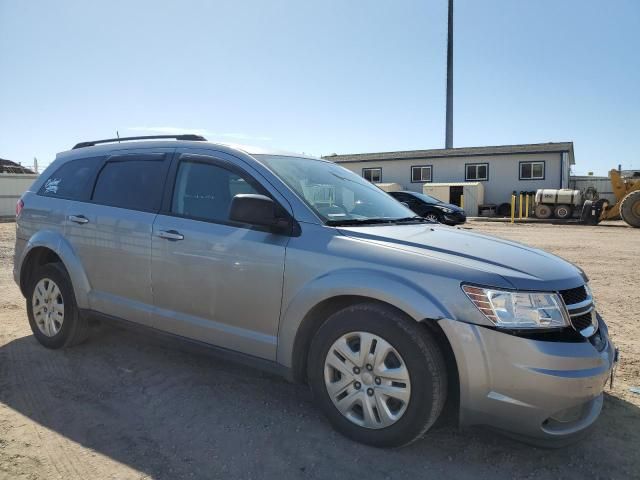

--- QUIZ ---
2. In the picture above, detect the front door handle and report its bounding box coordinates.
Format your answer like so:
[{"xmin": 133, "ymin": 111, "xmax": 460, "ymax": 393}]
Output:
[
  {"xmin": 157, "ymin": 230, "xmax": 184, "ymax": 241},
  {"xmin": 68, "ymin": 214, "xmax": 89, "ymax": 224}
]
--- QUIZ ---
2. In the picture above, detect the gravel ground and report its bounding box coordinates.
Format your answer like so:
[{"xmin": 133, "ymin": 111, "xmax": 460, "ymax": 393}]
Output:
[{"xmin": 0, "ymin": 220, "xmax": 638, "ymax": 480}]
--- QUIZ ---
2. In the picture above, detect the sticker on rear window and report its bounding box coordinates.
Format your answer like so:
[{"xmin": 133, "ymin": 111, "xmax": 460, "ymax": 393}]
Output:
[{"xmin": 44, "ymin": 178, "xmax": 61, "ymax": 194}]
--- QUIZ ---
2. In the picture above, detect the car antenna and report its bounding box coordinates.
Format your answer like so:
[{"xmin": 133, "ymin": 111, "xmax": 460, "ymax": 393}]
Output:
[{"xmin": 116, "ymin": 130, "xmax": 121, "ymax": 143}]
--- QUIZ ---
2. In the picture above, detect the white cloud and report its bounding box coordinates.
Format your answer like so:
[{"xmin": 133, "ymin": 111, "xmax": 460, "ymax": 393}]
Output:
[{"xmin": 127, "ymin": 127, "xmax": 271, "ymax": 142}]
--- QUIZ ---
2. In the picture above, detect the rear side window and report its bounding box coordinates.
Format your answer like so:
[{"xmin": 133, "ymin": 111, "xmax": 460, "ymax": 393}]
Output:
[
  {"xmin": 38, "ymin": 157, "xmax": 103, "ymax": 200},
  {"xmin": 92, "ymin": 155, "xmax": 167, "ymax": 212},
  {"xmin": 171, "ymin": 160, "xmax": 261, "ymax": 223}
]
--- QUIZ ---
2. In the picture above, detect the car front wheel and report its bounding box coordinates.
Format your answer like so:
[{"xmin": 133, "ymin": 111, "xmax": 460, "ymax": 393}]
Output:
[
  {"xmin": 424, "ymin": 212, "xmax": 442, "ymax": 223},
  {"xmin": 308, "ymin": 303, "xmax": 447, "ymax": 448}
]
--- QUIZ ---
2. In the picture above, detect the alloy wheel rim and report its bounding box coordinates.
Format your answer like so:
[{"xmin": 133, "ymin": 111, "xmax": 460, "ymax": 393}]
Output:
[
  {"xmin": 425, "ymin": 213, "xmax": 439, "ymax": 222},
  {"xmin": 32, "ymin": 278, "xmax": 64, "ymax": 337},
  {"xmin": 324, "ymin": 331, "xmax": 411, "ymax": 429}
]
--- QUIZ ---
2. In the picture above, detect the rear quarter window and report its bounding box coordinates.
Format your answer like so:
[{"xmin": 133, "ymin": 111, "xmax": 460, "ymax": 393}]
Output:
[
  {"xmin": 38, "ymin": 157, "xmax": 103, "ymax": 200},
  {"xmin": 91, "ymin": 155, "xmax": 167, "ymax": 212}
]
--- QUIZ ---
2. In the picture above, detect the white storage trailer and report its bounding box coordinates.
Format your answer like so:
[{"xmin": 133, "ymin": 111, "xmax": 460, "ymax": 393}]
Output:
[
  {"xmin": 376, "ymin": 183, "xmax": 404, "ymax": 193},
  {"xmin": 422, "ymin": 182, "xmax": 484, "ymax": 216}
]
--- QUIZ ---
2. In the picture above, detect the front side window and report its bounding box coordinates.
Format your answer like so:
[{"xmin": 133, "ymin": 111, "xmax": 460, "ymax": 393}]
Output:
[
  {"xmin": 362, "ymin": 167, "xmax": 381, "ymax": 183},
  {"xmin": 465, "ymin": 163, "xmax": 488, "ymax": 181},
  {"xmin": 171, "ymin": 160, "xmax": 261, "ymax": 223},
  {"xmin": 38, "ymin": 157, "xmax": 103, "ymax": 200},
  {"xmin": 92, "ymin": 156, "xmax": 166, "ymax": 212},
  {"xmin": 520, "ymin": 161, "xmax": 545, "ymax": 180},
  {"xmin": 256, "ymin": 155, "xmax": 414, "ymax": 224},
  {"xmin": 411, "ymin": 165, "xmax": 432, "ymax": 183}
]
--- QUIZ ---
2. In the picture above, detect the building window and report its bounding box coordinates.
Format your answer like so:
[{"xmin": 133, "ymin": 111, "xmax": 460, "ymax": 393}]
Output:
[
  {"xmin": 362, "ymin": 167, "xmax": 382, "ymax": 183},
  {"xmin": 520, "ymin": 161, "xmax": 545, "ymax": 180},
  {"xmin": 411, "ymin": 165, "xmax": 432, "ymax": 183},
  {"xmin": 465, "ymin": 163, "xmax": 488, "ymax": 181}
]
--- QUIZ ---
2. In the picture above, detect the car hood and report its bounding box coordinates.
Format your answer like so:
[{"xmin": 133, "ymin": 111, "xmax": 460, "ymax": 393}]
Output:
[
  {"xmin": 435, "ymin": 202, "xmax": 464, "ymax": 213},
  {"xmin": 337, "ymin": 223, "xmax": 586, "ymax": 291}
]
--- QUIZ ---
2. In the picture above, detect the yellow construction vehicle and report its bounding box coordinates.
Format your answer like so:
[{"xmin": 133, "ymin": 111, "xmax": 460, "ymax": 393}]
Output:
[{"xmin": 581, "ymin": 169, "xmax": 640, "ymax": 227}]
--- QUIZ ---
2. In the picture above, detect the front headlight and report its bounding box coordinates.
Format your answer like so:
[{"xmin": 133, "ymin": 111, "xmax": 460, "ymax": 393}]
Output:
[
  {"xmin": 438, "ymin": 207, "xmax": 453, "ymax": 213},
  {"xmin": 462, "ymin": 285, "xmax": 569, "ymax": 329}
]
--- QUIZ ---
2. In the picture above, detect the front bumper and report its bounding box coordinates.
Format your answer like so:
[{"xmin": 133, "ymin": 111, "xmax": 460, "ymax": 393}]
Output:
[
  {"xmin": 443, "ymin": 212, "xmax": 466, "ymax": 225},
  {"xmin": 439, "ymin": 314, "xmax": 616, "ymax": 444}
]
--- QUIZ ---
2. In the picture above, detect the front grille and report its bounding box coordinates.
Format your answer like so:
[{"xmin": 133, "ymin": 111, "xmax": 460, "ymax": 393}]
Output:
[
  {"xmin": 559, "ymin": 285, "xmax": 596, "ymax": 335},
  {"xmin": 571, "ymin": 312, "xmax": 594, "ymax": 331},
  {"xmin": 559, "ymin": 286, "xmax": 588, "ymax": 306}
]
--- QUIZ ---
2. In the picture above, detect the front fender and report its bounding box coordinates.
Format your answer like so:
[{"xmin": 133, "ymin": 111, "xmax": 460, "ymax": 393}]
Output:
[
  {"xmin": 276, "ymin": 268, "xmax": 451, "ymax": 368},
  {"xmin": 17, "ymin": 230, "xmax": 91, "ymax": 309}
]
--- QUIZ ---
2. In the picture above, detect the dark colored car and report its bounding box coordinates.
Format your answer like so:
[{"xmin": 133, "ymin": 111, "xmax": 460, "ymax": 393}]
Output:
[{"xmin": 389, "ymin": 190, "xmax": 466, "ymax": 225}]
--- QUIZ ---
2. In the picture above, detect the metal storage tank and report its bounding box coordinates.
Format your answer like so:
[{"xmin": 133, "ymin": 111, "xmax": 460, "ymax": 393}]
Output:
[{"xmin": 423, "ymin": 182, "xmax": 484, "ymax": 216}]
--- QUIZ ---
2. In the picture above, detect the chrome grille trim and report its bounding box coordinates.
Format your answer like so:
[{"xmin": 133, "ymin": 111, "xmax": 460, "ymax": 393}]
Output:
[
  {"xmin": 558, "ymin": 285, "xmax": 598, "ymax": 337},
  {"xmin": 568, "ymin": 304, "xmax": 595, "ymax": 318}
]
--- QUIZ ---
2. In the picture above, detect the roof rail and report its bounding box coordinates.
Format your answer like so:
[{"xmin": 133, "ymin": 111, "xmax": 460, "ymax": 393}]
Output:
[{"xmin": 72, "ymin": 134, "xmax": 207, "ymax": 149}]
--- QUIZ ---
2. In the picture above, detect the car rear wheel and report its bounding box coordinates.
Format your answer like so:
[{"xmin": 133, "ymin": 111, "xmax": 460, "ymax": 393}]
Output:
[
  {"xmin": 26, "ymin": 263, "xmax": 89, "ymax": 349},
  {"xmin": 308, "ymin": 303, "xmax": 447, "ymax": 448}
]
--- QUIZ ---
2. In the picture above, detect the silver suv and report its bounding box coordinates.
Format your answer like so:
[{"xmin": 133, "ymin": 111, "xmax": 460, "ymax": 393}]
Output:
[{"xmin": 14, "ymin": 135, "xmax": 616, "ymax": 448}]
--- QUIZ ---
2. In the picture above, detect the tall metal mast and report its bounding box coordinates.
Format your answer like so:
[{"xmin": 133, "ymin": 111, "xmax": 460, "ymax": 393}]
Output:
[{"xmin": 445, "ymin": 0, "xmax": 454, "ymax": 149}]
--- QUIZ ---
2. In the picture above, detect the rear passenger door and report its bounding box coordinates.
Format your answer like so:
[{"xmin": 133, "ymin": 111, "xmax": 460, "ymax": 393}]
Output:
[
  {"xmin": 150, "ymin": 151, "xmax": 289, "ymax": 360},
  {"xmin": 68, "ymin": 150, "xmax": 171, "ymax": 326}
]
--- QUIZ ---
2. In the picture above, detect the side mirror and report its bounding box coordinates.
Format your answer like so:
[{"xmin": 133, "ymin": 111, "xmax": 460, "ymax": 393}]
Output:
[{"xmin": 229, "ymin": 194, "xmax": 290, "ymax": 232}]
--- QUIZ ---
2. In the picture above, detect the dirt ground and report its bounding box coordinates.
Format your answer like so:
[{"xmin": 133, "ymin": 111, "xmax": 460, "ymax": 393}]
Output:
[{"xmin": 0, "ymin": 220, "xmax": 638, "ymax": 480}]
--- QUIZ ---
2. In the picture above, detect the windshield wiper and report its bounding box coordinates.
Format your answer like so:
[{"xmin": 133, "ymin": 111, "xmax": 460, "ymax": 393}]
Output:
[
  {"xmin": 391, "ymin": 216, "xmax": 431, "ymax": 223},
  {"xmin": 326, "ymin": 216, "xmax": 429, "ymax": 226},
  {"xmin": 326, "ymin": 218, "xmax": 395, "ymax": 226}
]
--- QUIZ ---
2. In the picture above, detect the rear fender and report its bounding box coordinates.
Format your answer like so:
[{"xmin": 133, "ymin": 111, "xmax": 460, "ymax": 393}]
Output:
[{"xmin": 18, "ymin": 230, "xmax": 91, "ymax": 309}]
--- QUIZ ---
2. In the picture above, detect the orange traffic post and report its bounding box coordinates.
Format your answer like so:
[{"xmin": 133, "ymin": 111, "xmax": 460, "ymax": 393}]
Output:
[
  {"xmin": 510, "ymin": 194, "xmax": 516, "ymax": 223},
  {"xmin": 525, "ymin": 194, "xmax": 530, "ymax": 218},
  {"xmin": 460, "ymin": 194, "xmax": 464, "ymax": 210}
]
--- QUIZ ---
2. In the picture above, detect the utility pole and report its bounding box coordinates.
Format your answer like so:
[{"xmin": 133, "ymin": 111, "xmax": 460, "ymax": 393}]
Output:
[{"xmin": 445, "ymin": 0, "xmax": 454, "ymax": 149}]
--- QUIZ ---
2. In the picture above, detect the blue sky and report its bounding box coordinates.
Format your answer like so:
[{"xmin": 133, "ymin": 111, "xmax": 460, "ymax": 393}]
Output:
[{"xmin": 1, "ymin": 0, "xmax": 638, "ymax": 174}]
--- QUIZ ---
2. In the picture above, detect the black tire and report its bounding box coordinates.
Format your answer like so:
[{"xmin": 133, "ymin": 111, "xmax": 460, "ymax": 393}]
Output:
[
  {"xmin": 26, "ymin": 263, "xmax": 89, "ymax": 349},
  {"xmin": 620, "ymin": 190, "xmax": 640, "ymax": 228},
  {"xmin": 307, "ymin": 303, "xmax": 447, "ymax": 448},
  {"xmin": 581, "ymin": 199, "xmax": 605, "ymax": 225},
  {"xmin": 497, "ymin": 203, "xmax": 512, "ymax": 217},
  {"xmin": 553, "ymin": 204, "xmax": 573, "ymax": 219},
  {"xmin": 534, "ymin": 204, "xmax": 552, "ymax": 219}
]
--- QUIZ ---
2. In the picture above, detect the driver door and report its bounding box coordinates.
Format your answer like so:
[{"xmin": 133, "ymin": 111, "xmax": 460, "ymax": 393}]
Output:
[{"xmin": 151, "ymin": 152, "xmax": 290, "ymax": 360}]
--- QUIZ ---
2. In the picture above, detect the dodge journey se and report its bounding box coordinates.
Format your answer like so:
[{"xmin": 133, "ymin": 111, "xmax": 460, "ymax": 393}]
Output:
[{"xmin": 14, "ymin": 135, "xmax": 616, "ymax": 448}]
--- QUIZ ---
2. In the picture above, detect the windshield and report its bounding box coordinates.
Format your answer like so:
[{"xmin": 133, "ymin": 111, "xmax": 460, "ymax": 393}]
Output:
[
  {"xmin": 409, "ymin": 191, "xmax": 443, "ymax": 204},
  {"xmin": 256, "ymin": 155, "xmax": 417, "ymax": 224}
]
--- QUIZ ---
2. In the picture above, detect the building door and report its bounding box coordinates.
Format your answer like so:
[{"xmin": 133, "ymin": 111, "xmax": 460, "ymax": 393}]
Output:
[{"xmin": 449, "ymin": 186, "xmax": 464, "ymax": 207}]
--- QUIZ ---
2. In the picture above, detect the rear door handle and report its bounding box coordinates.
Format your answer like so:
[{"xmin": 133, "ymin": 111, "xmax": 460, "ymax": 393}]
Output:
[
  {"xmin": 157, "ymin": 230, "xmax": 184, "ymax": 241},
  {"xmin": 68, "ymin": 215, "xmax": 89, "ymax": 224}
]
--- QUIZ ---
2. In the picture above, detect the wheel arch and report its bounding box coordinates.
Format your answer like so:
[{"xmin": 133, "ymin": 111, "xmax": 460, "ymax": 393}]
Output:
[
  {"xmin": 18, "ymin": 232, "xmax": 91, "ymax": 308},
  {"xmin": 287, "ymin": 293, "xmax": 461, "ymax": 423}
]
